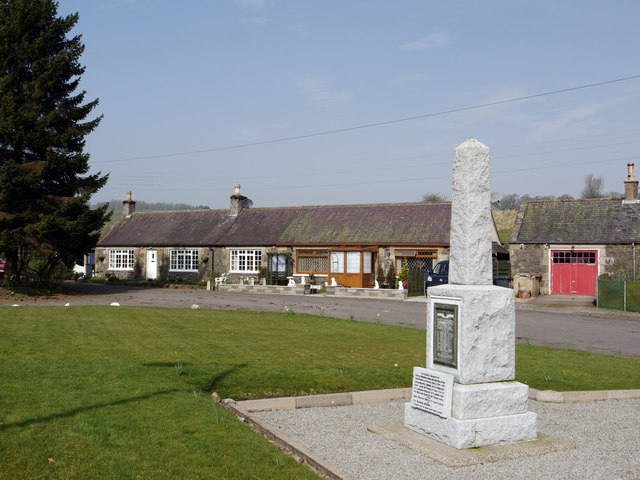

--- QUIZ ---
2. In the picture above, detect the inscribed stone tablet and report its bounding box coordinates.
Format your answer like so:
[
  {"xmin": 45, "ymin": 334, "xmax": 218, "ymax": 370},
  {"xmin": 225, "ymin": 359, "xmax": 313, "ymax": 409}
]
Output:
[
  {"xmin": 433, "ymin": 302, "xmax": 458, "ymax": 368},
  {"xmin": 410, "ymin": 367, "xmax": 453, "ymax": 418}
]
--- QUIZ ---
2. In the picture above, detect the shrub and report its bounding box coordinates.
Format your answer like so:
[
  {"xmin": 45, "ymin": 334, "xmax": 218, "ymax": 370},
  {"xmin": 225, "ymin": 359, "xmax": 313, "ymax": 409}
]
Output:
[{"xmin": 385, "ymin": 265, "xmax": 396, "ymax": 286}]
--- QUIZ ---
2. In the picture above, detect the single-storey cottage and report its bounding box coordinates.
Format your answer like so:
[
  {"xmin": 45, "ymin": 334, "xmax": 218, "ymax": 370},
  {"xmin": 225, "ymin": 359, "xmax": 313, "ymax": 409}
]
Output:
[
  {"xmin": 509, "ymin": 163, "xmax": 640, "ymax": 296},
  {"xmin": 95, "ymin": 186, "xmax": 502, "ymax": 289}
]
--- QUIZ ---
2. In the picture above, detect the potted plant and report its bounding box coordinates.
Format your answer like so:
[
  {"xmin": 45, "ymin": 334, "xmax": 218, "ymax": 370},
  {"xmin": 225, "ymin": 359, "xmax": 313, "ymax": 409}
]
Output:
[
  {"xmin": 258, "ymin": 266, "xmax": 268, "ymax": 284},
  {"xmin": 376, "ymin": 264, "xmax": 385, "ymax": 288},
  {"xmin": 385, "ymin": 265, "xmax": 396, "ymax": 289},
  {"xmin": 398, "ymin": 261, "xmax": 409, "ymax": 289}
]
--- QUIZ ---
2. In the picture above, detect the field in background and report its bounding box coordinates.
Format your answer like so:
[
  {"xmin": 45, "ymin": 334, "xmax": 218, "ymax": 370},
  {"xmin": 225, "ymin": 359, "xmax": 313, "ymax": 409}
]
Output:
[{"xmin": 493, "ymin": 210, "xmax": 518, "ymax": 245}]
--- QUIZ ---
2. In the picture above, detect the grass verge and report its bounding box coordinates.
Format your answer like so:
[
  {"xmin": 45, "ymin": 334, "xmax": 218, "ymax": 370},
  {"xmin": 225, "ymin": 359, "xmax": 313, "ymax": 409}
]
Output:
[{"xmin": 1, "ymin": 306, "xmax": 638, "ymax": 479}]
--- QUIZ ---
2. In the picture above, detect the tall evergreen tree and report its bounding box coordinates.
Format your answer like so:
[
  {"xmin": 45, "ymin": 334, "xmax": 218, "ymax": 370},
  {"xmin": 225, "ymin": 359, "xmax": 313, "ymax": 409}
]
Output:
[{"xmin": 0, "ymin": 0, "xmax": 110, "ymax": 282}]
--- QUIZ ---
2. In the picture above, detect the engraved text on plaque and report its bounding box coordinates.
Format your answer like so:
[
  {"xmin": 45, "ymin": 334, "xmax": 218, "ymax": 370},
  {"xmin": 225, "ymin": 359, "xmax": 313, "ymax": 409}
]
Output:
[
  {"xmin": 410, "ymin": 367, "xmax": 453, "ymax": 418},
  {"xmin": 433, "ymin": 303, "xmax": 458, "ymax": 368}
]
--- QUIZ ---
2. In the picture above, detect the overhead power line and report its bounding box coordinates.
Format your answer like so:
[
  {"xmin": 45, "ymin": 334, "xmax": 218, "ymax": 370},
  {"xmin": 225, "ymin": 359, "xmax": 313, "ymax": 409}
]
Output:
[
  {"xmin": 106, "ymin": 153, "xmax": 640, "ymax": 193},
  {"xmin": 95, "ymin": 74, "xmax": 640, "ymax": 164}
]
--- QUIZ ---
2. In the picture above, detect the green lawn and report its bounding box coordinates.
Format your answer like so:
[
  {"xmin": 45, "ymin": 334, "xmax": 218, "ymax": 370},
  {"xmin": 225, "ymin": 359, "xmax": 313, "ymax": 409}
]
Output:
[{"xmin": 1, "ymin": 306, "xmax": 638, "ymax": 479}]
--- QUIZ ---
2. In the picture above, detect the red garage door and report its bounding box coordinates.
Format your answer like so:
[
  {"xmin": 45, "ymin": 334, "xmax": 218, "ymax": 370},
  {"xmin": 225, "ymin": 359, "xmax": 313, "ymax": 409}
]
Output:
[{"xmin": 551, "ymin": 250, "xmax": 598, "ymax": 295}]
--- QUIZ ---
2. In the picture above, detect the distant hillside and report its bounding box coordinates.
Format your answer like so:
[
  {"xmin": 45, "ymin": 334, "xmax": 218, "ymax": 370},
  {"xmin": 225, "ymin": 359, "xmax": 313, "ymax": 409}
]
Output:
[
  {"xmin": 95, "ymin": 200, "xmax": 210, "ymax": 235},
  {"xmin": 97, "ymin": 199, "xmax": 210, "ymax": 212}
]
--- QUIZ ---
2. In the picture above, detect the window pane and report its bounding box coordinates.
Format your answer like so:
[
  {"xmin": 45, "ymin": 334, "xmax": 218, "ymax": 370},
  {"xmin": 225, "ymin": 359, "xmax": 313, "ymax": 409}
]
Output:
[
  {"xmin": 363, "ymin": 252, "xmax": 371, "ymax": 274},
  {"xmin": 297, "ymin": 255, "xmax": 328, "ymax": 273},
  {"xmin": 110, "ymin": 249, "xmax": 134, "ymax": 270},
  {"xmin": 230, "ymin": 249, "xmax": 261, "ymax": 272},
  {"xmin": 170, "ymin": 250, "xmax": 198, "ymax": 270},
  {"xmin": 331, "ymin": 252, "xmax": 344, "ymax": 273},
  {"xmin": 346, "ymin": 252, "xmax": 360, "ymax": 273}
]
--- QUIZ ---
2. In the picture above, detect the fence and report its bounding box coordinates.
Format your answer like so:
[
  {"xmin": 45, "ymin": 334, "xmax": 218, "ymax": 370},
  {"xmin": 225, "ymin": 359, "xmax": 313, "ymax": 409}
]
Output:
[{"xmin": 597, "ymin": 276, "xmax": 640, "ymax": 312}]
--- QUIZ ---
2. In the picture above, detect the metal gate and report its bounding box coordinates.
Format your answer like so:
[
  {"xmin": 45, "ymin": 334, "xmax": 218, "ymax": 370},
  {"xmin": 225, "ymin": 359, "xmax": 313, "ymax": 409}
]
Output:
[{"xmin": 407, "ymin": 268, "xmax": 425, "ymax": 297}]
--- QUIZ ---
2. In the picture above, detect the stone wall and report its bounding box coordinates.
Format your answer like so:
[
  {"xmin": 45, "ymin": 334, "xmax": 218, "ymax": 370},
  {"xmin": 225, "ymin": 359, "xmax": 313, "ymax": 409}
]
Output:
[
  {"xmin": 94, "ymin": 244, "xmax": 451, "ymax": 287},
  {"xmin": 509, "ymin": 243, "xmax": 630, "ymax": 294},
  {"xmin": 325, "ymin": 285, "xmax": 408, "ymax": 299},
  {"xmin": 509, "ymin": 244, "xmax": 547, "ymax": 293},
  {"xmin": 217, "ymin": 284, "xmax": 306, "ymax": 295},
  {"xmin": 217, "ymin": 283, "xmax": 408, "ymax": 299},
  {"xmin": 602, "ymin": 244, "xmax": 640, "ymax": 279},
  {"xmin": 94, "ymin": 246, "xmax": 214, "ymax": 282},
  {"xmin": 216, "ymin": 246, "xmax": 279, "ymax": 284}
]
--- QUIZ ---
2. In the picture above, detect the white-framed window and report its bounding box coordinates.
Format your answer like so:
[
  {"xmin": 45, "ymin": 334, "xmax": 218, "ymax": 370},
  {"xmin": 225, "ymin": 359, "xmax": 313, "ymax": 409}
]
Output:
[
  {"xmin": 330, "ymin": 252, "xmax": 345, "ymax": 273},
  {"xmin": 230, "ymin": 249, "xmax": 262, "ymax": 273},
  {"xmin": 346, "ymin": 252, "xmax": 360, "ymax": 273},
  {"xmin": 109, "ymin": 249, "xmax": 134, "ymax": 270},
  {"xmin": 170, "ymin": 249, "xmax": 199, "ymax": 271},
  {"xmin": 363, "ymin": 252, "xmax": 372, "ymax": 274}
]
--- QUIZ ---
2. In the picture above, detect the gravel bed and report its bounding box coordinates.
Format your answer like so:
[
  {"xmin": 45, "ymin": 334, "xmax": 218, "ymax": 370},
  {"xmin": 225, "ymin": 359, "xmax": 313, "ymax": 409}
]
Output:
[{"xmin": 254, "ymin": 399, "xmax": 640, "ymax": 480}]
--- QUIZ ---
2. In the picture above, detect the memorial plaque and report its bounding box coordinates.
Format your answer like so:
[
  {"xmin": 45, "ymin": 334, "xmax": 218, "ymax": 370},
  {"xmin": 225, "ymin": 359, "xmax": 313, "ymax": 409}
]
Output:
[
  {"xmin": 410, "ymin": 367, "xmax": 453, "ymax": 418},
  {"xmin": 433, "ymin": 303, "xmax": 458, "ymax": 368}
]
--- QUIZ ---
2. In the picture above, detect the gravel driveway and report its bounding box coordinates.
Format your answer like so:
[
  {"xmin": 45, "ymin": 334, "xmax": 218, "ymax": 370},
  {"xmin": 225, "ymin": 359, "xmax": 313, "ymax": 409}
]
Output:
[{"xmin": 254, "ymin": 398, "xmax": 640, "ymax": 480}]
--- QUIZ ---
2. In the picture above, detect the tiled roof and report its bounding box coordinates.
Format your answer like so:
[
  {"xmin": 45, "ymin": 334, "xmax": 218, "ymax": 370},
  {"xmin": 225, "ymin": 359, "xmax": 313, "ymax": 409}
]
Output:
[
  {"xmin": 276, "ymin": 203, "xmax": 451, "ymax": 245},
  {"xmin": 98, "ymin": 210, "xmax": 233, "ymax": 247},
  {"xmin": 510, "ymin": 198, "xmax": 640, "ymax": 244},
  {"xmin": 98, "ymin": 202, "xmax": 452, "ymax": 247}
]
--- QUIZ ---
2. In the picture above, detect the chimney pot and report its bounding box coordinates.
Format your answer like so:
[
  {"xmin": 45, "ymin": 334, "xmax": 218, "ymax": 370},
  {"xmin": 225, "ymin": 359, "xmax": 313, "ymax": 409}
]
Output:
[
  {"xmin": 122, "ymin": 190, "xmax": 136, "ymax": 216},
  {"xmin": 229, "ymin": 184, "xmax": 247, "ymax": 216},
  {"xmin": 624, "ymin": 163, "xmax": 639, "ymax": 202}
]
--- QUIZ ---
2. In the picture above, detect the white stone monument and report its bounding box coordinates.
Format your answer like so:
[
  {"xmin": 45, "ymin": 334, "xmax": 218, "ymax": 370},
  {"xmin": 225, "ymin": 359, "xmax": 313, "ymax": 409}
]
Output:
[{"xmin": 404, "ymin": 138, "xmax": 537, "ymax": 449}]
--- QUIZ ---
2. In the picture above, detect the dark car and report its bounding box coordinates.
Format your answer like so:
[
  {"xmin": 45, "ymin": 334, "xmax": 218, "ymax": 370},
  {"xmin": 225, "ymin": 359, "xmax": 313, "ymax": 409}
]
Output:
[
  {"xmin": 0, "ymin": 258, "xmax": 5, "ymax": 279},
  {"xmin": 425, "ymin": 259, "xmax": 512, "ymax": 291},
  {"xmin": 425, "ymin": 260, "xmax": 449, "ymax": 288}
]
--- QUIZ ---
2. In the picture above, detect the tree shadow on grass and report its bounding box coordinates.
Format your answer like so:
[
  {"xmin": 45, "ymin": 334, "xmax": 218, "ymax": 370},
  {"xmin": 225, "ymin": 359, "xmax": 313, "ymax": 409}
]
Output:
[
  {"xmin": 202, "ymin": 364, "xmax": 249, "ymax": 393},
  {"xmin": 141, "ymin": 361, "xmax": 249, "ymax": 394},
  {"xmin": 0, "ymin": 388, "xmax": 180, "ymax": 432}
]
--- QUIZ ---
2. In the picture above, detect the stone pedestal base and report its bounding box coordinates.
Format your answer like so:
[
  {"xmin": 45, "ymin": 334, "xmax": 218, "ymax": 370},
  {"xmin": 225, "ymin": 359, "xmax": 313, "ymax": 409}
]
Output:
[
  {"xmin": 405, "ymin": 381, "xmax": 537, "ymax": 449},
  {"xmin": 405, "ymin": 403, "xmax": 537, "ymax": 449}
]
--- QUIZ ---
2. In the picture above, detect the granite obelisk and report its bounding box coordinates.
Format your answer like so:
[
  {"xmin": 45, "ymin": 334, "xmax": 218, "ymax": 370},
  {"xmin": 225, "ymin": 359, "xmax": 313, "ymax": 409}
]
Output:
[{"xmin": 404, "ymin": 138, "xmax": 537, "ymax": 449}]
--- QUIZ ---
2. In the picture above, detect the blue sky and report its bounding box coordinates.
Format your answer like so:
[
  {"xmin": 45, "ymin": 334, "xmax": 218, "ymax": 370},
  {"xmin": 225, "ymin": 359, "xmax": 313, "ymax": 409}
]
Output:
[{"xmin": 58, "ymin": 0, "xmax": 640, "ymax": 209}]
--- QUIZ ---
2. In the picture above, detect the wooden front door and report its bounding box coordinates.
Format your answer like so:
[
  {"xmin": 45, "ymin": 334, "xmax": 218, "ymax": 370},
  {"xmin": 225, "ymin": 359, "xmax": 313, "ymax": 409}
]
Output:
[{"xmin": 329, "ymin": 250, "xmax": 374, "ymax": 288}]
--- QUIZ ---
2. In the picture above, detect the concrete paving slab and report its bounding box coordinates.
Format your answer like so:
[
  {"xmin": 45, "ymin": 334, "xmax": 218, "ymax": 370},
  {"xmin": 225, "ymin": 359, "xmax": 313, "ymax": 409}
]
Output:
[
  {"xmin": 351, "ymin": 388, "xmax": 411, "ymax": 405},
  {"xmin": 368, "ymin": 422, "xmax": 573, "ymax": 467},
  {"xmin": 238, "ymin": 396, "xmax": 296, "ymax": 412},
  {"xmin": 295, "ymin": 392, "xmax": 353, "ymax": 409},
  {"xmin": 607, "ymin": 389, "xmax": 640, "ymax": 400}
]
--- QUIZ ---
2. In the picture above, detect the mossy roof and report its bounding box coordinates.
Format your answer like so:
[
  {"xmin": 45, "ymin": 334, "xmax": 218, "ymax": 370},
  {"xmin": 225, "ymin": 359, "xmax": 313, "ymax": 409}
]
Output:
[
  {"xmin": 511, "ymin": 198, "xmax": 640, "ymax": 244},
  {"xmin": 97, "ymin": 202, "xmax": 452, "ymax": 247}
]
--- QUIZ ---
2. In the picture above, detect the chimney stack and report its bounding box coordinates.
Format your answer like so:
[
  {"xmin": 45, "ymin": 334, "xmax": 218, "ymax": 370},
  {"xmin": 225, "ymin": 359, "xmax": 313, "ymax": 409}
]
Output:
[
  {"xmin": 624, "ymin": 163, "xmax": 639, "ymax": 203},
  {"xmin": 229, "ymin": 184, "xmax": 247, "ymax": 216},
  {"xmin": 122, "ymin": 190, "xmax": 136, "ymax": 217}
]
